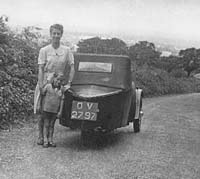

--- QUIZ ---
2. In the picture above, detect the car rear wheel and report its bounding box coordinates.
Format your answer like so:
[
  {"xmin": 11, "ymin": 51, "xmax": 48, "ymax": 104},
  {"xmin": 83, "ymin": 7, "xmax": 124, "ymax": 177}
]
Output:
[
  {"xmin": 133, "ymin": 99, "xmax": 143, "ymax": 133},
  {"xmin": 134, "ymin": 118, "xmax": 141, "ymax": 133}
]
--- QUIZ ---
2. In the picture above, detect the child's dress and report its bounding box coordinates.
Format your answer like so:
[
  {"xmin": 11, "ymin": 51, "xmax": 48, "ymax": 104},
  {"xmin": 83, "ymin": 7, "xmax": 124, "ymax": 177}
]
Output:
[{"xmin": 42, "ymin": 84, "xmax": 62, "ymax": 114}]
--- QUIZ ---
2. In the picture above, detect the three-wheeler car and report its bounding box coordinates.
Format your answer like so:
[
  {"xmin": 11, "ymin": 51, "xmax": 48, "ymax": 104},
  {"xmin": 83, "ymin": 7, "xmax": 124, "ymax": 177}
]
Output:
[{"xmin": 59, "ymin": 53, "xmax": 143, "ymax": 136}]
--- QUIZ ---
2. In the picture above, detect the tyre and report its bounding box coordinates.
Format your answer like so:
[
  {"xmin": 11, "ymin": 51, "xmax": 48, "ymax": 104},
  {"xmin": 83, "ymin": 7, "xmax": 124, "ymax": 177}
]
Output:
[
  {"xmin": 133, "ymin": 98, "xmax": 143, "ymax": 133},
  {"xmin": 134, "ymin": 118, "xmax": 141, "ymax": 133}
]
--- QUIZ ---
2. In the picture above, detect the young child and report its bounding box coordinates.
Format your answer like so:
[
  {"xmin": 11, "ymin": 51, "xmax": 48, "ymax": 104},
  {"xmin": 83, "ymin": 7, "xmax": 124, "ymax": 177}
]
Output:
[{"xmin": 41, "ymin": 73, "xmax": 64, "ymax": 148}]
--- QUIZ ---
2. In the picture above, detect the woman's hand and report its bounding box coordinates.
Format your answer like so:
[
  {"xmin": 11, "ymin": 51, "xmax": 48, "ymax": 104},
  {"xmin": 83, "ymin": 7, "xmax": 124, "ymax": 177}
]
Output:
[
  {"xmin": 57, "ymin": 112, "xmax": 61, "ymax": 119},
  {"xmin": 63, "ymin": 83, "xmax": 71, "ymax": 91},
  {"xmin": 62, "ymin": 80, "xmax": 71, "ymax": 92}
]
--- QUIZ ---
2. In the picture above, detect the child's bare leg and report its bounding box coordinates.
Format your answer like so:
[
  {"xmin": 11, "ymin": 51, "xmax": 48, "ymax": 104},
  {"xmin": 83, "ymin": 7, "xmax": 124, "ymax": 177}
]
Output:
[
  {"xmin": 43, "ymin": 117, "xmax": 50, "ymax": 147},
  {"xmin": 49, "ymin": 116, "xmax": 57, "ymax": 147}
]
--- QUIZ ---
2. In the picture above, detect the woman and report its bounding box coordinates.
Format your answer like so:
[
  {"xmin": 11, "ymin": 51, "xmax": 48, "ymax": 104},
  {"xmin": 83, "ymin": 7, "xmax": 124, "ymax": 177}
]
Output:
[{"xmin": 34, "ymin": 24, "xmax": 75, "ymax": 145}]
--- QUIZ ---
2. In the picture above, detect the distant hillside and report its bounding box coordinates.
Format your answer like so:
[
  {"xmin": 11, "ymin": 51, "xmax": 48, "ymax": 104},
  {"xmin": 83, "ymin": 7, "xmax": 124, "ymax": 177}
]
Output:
[
  {"xmin": 21, "ymin": 27, "xmax": 200, "ymax": 55},
  {"xmin": 61, "ymin": 31, "xmax": 199, "ymax": 55}
]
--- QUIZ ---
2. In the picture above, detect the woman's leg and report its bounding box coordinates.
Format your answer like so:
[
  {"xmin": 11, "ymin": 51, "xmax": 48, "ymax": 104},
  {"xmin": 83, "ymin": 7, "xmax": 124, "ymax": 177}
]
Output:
[
  {"xmin": 37, "ymin": 115, "xmax": 44, "ymax": 144},
  {"xmin": 43, "ymin": 113, "xmax": 50, "ymax": 147},
  {"xmin": 35, "ymin": 84, "xmax": 44, "ymax": 145},
  {"xmin": 49, "ymin": 115, "xmax": 57, "ymax": 147}
]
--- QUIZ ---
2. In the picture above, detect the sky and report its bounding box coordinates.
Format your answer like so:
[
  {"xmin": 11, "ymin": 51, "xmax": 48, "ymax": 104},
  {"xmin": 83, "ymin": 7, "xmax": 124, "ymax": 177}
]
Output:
[{"xmin": 1, "ymin": 0, "xmax": 200, "ymax": 47}]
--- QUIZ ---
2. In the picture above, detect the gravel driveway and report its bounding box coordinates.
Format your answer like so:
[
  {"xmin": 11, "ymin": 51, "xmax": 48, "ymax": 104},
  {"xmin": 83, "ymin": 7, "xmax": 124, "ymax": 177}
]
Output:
[{"xmin": 0, "ymin": 93, "xmax": 200, "ymax": 179}]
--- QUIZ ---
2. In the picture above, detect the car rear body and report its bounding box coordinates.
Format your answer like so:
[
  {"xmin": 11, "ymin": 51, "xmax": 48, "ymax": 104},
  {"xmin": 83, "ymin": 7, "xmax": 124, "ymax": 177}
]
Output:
[{"xmin": 59, "ymin": 53, "xmax": 138, "ymax": 131}]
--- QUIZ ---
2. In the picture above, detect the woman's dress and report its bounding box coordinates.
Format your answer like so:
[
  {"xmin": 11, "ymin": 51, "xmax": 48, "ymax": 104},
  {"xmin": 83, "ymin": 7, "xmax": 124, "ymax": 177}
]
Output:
[{"xmin": 33, "ymin": 45, "xmax": 74, "ymax": 114}]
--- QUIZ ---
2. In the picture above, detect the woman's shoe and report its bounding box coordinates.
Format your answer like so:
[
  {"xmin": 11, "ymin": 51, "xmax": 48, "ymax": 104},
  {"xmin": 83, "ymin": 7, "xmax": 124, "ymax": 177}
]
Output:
[
  {"xmin": 37, "ymin": 138, "xmax": 44, "ymax": 145},
  {"xmin": 48, "ymin": 142, "xmax": 56, "ymax": 147},
  {"xmin": 43, "ymin": 142, "xmax": 49, "ymax": 148}
]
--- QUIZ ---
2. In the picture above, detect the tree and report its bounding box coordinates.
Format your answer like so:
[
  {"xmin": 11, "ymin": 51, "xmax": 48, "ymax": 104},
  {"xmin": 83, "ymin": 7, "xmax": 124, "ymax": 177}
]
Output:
[
  {"xmin": 179, "ymin": 48, "xmax": 200, "ymax": 77},
  {"xmin": 158, "ymin": 55, "xmax": 181, "ymax": 73},
  {"xmin": 0, "ymin": 15, "xmax": 9, "ymax": 45},
  {"xmin": 0, "ymin": 15, "xmax": 40, "ymax": 128},
  {"xmin": 128, "ymin": 41, "xmax": 161, "ymax": 67},
  {"xmin": 77, "ymin": 37, "xmax": 128, "ymax": 55}
]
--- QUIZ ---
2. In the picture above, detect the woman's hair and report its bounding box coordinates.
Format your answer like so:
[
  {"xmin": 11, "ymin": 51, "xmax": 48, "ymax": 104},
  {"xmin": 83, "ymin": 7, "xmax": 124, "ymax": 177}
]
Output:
[{"xmin": 49, "ymin": 24, "xmax": 64, "ymax": 35}]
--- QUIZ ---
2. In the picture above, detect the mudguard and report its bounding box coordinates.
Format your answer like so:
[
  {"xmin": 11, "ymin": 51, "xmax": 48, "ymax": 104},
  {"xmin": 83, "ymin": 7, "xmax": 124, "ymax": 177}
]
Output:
[{"xmin": 134, "ymin": 88, "xmax": 143, "ymax": 119}]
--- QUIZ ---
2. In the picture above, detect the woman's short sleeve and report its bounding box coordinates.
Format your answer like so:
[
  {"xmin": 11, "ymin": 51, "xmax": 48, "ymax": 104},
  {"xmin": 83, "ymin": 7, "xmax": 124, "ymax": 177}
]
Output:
[
  {"xmin": 67, "ymin": 50, "xmax": 74, "ymax": 65},
  {"xmin": 38, "ymin": 48, "xmax": 46, "ymax": 65}
]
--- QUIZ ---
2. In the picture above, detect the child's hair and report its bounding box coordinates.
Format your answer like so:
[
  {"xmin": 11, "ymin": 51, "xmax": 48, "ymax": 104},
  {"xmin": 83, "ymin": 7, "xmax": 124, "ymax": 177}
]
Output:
[
  {"xmin": 51, "ymin": 72, "xmax": 64, "ymax": 89},
  {"xmin": 53, "ymin": 72, "xmax": 58, "ymax": 78},
  {"xmin": 53, "ymin": 72, "xmax": 64, "ymax": 79}
]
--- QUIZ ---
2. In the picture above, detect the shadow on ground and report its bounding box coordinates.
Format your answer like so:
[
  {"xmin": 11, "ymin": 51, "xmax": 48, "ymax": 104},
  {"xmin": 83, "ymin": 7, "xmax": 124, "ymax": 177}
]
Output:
[{"xmin": 57, "ymin": 126, "xmax": 136, "ymax": 151}]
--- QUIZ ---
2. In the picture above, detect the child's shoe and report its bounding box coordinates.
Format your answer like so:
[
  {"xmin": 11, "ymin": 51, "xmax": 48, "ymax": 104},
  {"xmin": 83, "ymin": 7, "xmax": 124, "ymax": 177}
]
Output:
[{"xmin": 48, "ymin": 142, "xmax": 56, "ymax": 147}]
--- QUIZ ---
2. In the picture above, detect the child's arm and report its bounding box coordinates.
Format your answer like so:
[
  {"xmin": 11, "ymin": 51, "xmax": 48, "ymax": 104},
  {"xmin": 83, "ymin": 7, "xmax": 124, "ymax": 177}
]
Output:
[
  {"xmin": 41, "ymin": 84, "xmax": 48, "ymax": 96},
  {"xmin": 57, "ymin": 94, "xmax": 65, "ymax": 119},
  {"xmin": 57, "ymin": 86, "xmax": 65, "ymax": 119}
]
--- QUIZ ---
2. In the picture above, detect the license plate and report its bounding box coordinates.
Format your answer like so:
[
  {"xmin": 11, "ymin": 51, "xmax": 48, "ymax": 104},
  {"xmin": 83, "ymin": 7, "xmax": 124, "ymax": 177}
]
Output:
[{"xmin": 71, "ymin": 101, "xmax": 99, "ymax": 121}]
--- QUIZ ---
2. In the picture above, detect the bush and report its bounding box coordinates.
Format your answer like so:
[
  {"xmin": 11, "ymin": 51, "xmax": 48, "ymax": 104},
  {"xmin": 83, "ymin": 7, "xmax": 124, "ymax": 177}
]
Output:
[
  {"xmin": 135, "ymin": 66, "xmax": 200, "ymax": 97},
  {"xmin": 0, "ymin": 19, "xmax": 39, "ymax": 129},
  {"xmin": 170, "ymin": 69, "xmax": 187, "ymax": 78}
]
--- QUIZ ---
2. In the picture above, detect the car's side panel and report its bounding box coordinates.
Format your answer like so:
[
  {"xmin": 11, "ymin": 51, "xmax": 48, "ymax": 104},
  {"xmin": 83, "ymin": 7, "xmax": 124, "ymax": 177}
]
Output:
[
  {"xmin": 128, "ymin": 83, "xmax": 136, "ymax": 122},
  {"xmin": 134, "ymin": 89, "xmax": 143, "ymax": 119},
  {"xmin": 120, "ymin": 88, "xmax": 133, "ymax": 127}
]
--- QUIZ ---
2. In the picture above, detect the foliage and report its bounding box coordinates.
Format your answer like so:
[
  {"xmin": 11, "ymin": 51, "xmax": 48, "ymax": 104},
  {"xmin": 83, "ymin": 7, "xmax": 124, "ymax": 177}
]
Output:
[
  {"xmin": 158, "ymin": 55, "xmax": 181, "ymax": 73},
  {"xmin": 136, "ymin": 66, "xmax": 200, "ymax": 97},
  {"xmin": 179, "ymin": 48, "xmax": 200, "ymax": 77},
  {"xmin": 0, "ymin": 16, "xmax": 39, "ymax": 129},
  {"xmin": 128, "ymin": 41, "xmax": 161, "ymax": 66},
  {"xmin": 170, "ymin": 69, "xmax": 187, "ymax": 78},
  {"xmin": 77, "ymin": 37, "xmax": 128, "ymax": 55}
]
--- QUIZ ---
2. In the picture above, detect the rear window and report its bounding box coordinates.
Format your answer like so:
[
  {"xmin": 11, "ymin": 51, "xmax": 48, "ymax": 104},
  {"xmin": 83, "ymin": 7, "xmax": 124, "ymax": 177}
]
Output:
[{"xmin": 78, "ymin": 62, "xmax": 112, "ymax": 73}]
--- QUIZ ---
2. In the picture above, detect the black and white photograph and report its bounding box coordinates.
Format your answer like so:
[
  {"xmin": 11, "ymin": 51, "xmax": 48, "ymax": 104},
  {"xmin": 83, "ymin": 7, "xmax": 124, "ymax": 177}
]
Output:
[{"xmin": 0, "ymin": 0, "xmax": 200, "ymax": 178}]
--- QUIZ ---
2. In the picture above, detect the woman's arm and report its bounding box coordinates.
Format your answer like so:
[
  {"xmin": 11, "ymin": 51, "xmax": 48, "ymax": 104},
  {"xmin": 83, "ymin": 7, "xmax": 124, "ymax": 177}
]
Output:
[
  {"xmin": 67, "ymin": 50, "xmax": 75, "ymax": 85},
  {"xmin": 67, "ymin": 64, "xmax": 75, "ymax": 85},
  {"xmin": 38, "ymin": 64, "xmax": 45, "ymax": 93},
  {"xmin": 38, "ymin": 47, "xmax": 46, "ymax": 91},
  {"xmin": 64, "ymin": 49, "xmax": 75, "ymax": 90},
  {"xmin": 63, "ymin": 64, "xmax": 75, "ymax": 91}
]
